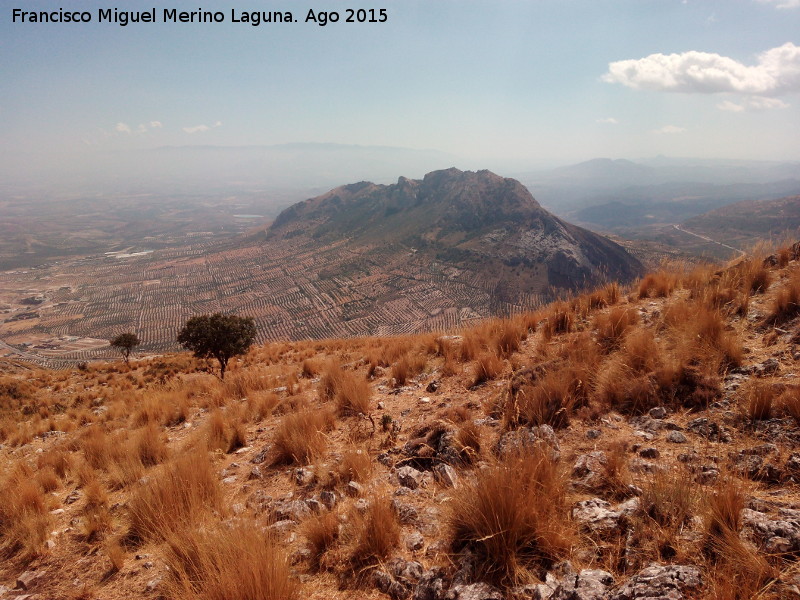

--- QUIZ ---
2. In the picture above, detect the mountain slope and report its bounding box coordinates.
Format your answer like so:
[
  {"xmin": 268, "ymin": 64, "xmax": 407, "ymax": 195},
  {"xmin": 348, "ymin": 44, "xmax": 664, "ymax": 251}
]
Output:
[{"xmin": 268, "ymin": 168, "xmax": 644, "ymax": 293}]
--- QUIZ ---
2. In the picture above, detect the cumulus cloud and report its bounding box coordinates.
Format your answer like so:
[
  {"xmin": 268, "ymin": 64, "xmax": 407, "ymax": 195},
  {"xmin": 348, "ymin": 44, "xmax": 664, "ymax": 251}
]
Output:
[
  {"xmin": 115, "ymin": 122, "xmax": 132, "ymax": 134},
  {"xmin": 182, "ymin": 122, "xmax": 222, "ymax": 134},
  {"xmin": 717, "ymin": 96, "xmax": 790, "ymax": 111},
  {"xmin": 149, "ymin": 121, "xmax": 163, "ymax": 128},
  {"xmin": 596, "ymin": 117, "xmax": 619, "ymax": 124},
  {"xmin": 603, "ymin": 42, "xmax": 800, "ymax": 95},
  {"xmin": 757, "ymin": 0, "xmax": 800, "ymax": 8},
  {"xmin": 653, "ymin": 125, "xmax": 686, "ymax": 134}
]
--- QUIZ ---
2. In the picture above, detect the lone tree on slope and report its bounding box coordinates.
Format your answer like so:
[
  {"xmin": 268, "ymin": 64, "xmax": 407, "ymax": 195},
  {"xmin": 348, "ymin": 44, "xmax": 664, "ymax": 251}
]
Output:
[
  {"xmin": 177, "ymin": 313, "xmax": 257, "ymax": 379},
  {"xmin": 110, "ymin": 332, "xmax": 140, "ymax": 364}
]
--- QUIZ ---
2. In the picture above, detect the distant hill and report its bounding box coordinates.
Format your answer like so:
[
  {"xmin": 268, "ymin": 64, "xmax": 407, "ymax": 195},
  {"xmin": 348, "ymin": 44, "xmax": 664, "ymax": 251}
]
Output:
[
  {"xmin": 268, "ymin": 168, "xmax": 644, "ymax": 295},
  {"xmin": 681, "ymin": 195, "xmax": 800, "ymax": 249}
]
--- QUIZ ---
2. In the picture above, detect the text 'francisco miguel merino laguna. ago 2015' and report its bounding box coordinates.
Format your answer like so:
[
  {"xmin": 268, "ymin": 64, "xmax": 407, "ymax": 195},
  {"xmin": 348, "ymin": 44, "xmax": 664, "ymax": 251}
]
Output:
[{"xmin": 11, "ymin": 7, "xmax": 389, "ymax": 27}]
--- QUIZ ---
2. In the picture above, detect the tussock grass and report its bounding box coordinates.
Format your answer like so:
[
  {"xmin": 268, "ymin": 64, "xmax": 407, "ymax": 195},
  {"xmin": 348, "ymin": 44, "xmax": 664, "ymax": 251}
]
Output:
[
  {"xmin": 0, "ymin": 466, "xmax": 52, "ymax": 561},
  {"xmin": 449, "ymin": 450, "xmax": 573, "ymax": 586},
  {"xmin": 165, "ymin": 522, "xmax": 298, "ymax": 600},
  {"xmin": 471, "ymin": 352, "xmax": 504, "ymax": 387},
  {"xmin": 303, "ymin": 511, "xmax": 339, "ymax": 571},
  {"xmin": 349, "ymin": 495, "xmax": 400, "ymax": 570},
  {"xmin": 272, "ymin": 408, "xmax": 334, "ymax": 465},
  {"xmin": 127, "ymin": 449, "xmax": 223, "ymax": 543}
]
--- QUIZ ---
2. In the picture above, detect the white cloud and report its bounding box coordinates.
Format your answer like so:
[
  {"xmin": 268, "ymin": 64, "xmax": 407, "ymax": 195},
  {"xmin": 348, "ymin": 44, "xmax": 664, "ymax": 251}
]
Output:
[
  {"xmin": 603, "ymin": 42, "xmax": 800, "ymax": 95},
  {"xmin": 182, "ymin": 122, "xmax": 222, "ymax": 134},
  {"xmin": 183, "ymin": 124, "xmax": 210, "ymax": 134},
  {"xmin": 757, "ymin": 0, "xmax": 800, "ymax": 8},
  {"xmin": 747, "ymin": 96, "xmax": 790, "ymax": 109},
  {"xmin": 115, "ymin": 122, "xmax": 132, "ymax": 134},
  {"xmin": 149, "ymin": 121, "xmax": 163, "ymax": 128},
  {"xmin": 717, "ymin": 100, "xmax": 746, "ymax": 112},
  {"xmin": 717, "ymin": 96, "xmax": 790, "ymax": 111},
  {"xmin": 653, "ymin": 125, "xmax": 686, "ymax": 134},
  {"xmin": 596, "ymin": 117, "xmax": 619, "ymax": 124}
]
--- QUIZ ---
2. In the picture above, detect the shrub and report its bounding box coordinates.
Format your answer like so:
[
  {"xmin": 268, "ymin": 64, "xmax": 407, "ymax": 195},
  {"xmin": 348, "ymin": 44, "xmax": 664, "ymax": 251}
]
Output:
[
  {"xmin": 177, "ymin": 313, "xmax": 257, "ymax": 379},
  {"xmin": 449, "ymin": 450, "xmax": 572, "ymax": 586}
]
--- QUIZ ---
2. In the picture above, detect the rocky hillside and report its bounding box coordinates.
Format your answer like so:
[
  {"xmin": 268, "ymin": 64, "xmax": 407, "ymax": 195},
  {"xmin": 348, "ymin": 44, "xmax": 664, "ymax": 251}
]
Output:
[
  {"xmin": 268, "ymin": 168, "xmax": 645, "ymax": 294},
  {"xmin": 2, "ymin": 243, "xmax": 800, "ymax": 599}
]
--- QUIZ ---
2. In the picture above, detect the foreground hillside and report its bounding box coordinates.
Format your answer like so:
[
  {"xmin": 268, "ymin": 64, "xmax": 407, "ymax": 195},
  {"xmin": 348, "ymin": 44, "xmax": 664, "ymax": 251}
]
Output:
[{"xmin": 2, "ymin": 244, "xmax": 800, "ymax": 599}]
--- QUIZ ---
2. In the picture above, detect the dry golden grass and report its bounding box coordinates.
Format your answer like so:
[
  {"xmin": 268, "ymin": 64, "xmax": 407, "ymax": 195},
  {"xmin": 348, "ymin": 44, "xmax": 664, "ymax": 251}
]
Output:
[
  {"xmin": 595, "ymin": 306, "xmax": 639, "ymax": 350},
  {"xmin": 335, "ymin": 370, "xmax": 372, "ymax": 416},
  {"xmin": 741, "ymin": 381, "xmax": 776, "ymax": 422},
  {"xmin": 449, "ymin": 450, "xmax": 573, "ymax": 586},
  {"xmin": 204, "ymin": 408, "xmax": 247, "ymax": 453},
  {"xmin": 272, "ymin": 408, "xmax": 334, "ymax": 465},
  {"xmin": 164, "ymin": 522, "xmax": 299, "ymax": 600},
  {"xmin": 391, "ymin": 352, "xmax": 427, "ymax": 386},
  {"xmin": 702, "ymin": 478, "xmax": 778, "ymax": 599},
  {"xmin": 767, "ymin": 270, "xmax": 800, "ymax": 325},
  {"xmin": 127, "ymin": 449, "xmax": 223, "ymax": 543},
  {"xmin": 471, "ymin": 352, "xmax": 504, "ymax": 387},
  {"xmin": 0, "ymin": 467, "xmax": 51, "ymax": 561},
  {"xmin": 638, "ymin": 270, "xmax": 677, "ymax": 298},
  {"xmin": 348, "ymin": 495, "xmax": 401, "ymax": 570},
  {"xmin": 303, "ymin": 510, "xmax": 340, "ymax": 571}
]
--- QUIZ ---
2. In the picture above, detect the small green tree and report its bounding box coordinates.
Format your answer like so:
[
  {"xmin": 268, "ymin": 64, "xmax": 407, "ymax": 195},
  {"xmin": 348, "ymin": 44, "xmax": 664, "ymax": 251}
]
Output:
[
  {"xmin": 110, "ymin": 332, "xmax": 140, "ymax": 364},
  {"xmin": 177, "ymin": 313, "xmax": 257, "ymax": 379}
]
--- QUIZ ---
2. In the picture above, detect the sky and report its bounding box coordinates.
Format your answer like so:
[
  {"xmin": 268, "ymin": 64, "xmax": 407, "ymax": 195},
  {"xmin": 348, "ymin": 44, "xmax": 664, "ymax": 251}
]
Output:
[{"xmin": 1, "ymin": 0, "xmax": 799, "ymax": 186}]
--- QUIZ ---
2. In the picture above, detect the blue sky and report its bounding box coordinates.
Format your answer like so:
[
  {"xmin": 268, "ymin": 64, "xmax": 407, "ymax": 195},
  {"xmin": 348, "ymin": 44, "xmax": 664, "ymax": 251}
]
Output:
[{"xmin": 2, "ymin": 0, "xmax": 799, "ymax": 184}]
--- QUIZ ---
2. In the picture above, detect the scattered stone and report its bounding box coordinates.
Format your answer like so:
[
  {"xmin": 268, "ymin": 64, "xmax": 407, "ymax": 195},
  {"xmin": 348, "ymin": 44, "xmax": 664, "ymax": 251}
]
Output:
[
  {"xmin": 414, "ymin": 567, "xmax": 447, "ymax": 600},
  {"xmin": 271, "ymin": 499, "xmax": 311, "ymax": 522},
  {"xmin": 586, "ymin": 429, "xmax": 601, "ymax": 440},
  {"xmin": 406, "ymin": 531, "xmax": 425, "ymax": 551},
  {"xmin": 446, "ymin": 582, "xmax": 504, "ymax": 600},
  {"xmin": 64, "ymin": 490, "xmax": 81, "ymax": 505},
  {"xmin": 16, "ymin": 571, "xmax": 41, "ymax": 590},
  {"xmin": 433, "ymin": 463, "xmax": 458, "ymax": 488},
  {"xmin": 755, "ymin": 358, "xmax": 780, "ymax": 376},
  {"xmin": 571, "ymin": 451, "xmax": 607, "ymax": 491},
  {"xmin": 497, "ymin": 425, "xmax": 560, "ymax": 461},
  {"xmin": 610, "ymin": 564, "xmax": 702, "ymax": 600},
  {"xmin": 222, "ymin": 475, "xmax": 237, "ymax": 485},
  {"xmin": 268, "ymin": 519, "xmax": 296, "ymax": 536},
  {"xmin": 649, "ymin": 407, "xmax": 667, "ymax": 419},
  {"xmin": 426, "ymin": 380, "xmax": 440, "ymax": 393},
  {"xmin": 639, "ymin": 447, "xmax": 660, "ymax": 459},
  {"xmin": 305, "ymin": 498, "xmax": 323, "ymax": 513},
  {"xmin": 392, "ymin": 500, "xmax": 419, "ymax": 525},
  {"xmin": 294, "ymin": 467, "xmax": 314, "ymax": 486},
  {"xmin": 145, "ymin": 578, "xmax": 162, "ymax": 593},
  {"xmin": 571, "ymin": 498, "xmax": 635, "ymax": 535},
  {"xmin": 551, "ymin": 569, "xmax": 613, "ymax": 600},
  {"xmin": 320, "ymin": 490, "xmax": 337, "ymax": 510},
  {"xmin": 247, "ymin": 466, "xmax": 263, "ymax": 480},
  {"xmin": 742, "ymin": 508, "xmax": 800, "ymax": 553},
  {"xmin": 687, "ymin": 418, "xmax": 731, "ymax": 443},
  {"xmin": 250, "ymin": 444, "xmax": 270, "ymax": 464},
  {"xmin": 696, "ymin": 466, "xmax": 720, "ymax": 485},
  {"xmin": 666, "ymin": 431, "xmax": 687, "ymax": 444},
  {"xmin": 346, "ymin": 480, "xmax": 365, "ymax": 497},
  {"xmin": 398, "ymin": 465, "xmax": 425, "ymax": 490}
]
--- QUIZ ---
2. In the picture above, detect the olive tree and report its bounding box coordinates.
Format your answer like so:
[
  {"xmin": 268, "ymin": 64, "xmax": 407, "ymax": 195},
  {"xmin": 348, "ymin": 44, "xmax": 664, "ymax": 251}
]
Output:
[
  {"xmin": 110, "ymin": 332, "xmax": 140, "ymax": 364},
  {"xmin": 177, "ymin": 313, "xmax": 256, "ymax": 379}
]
